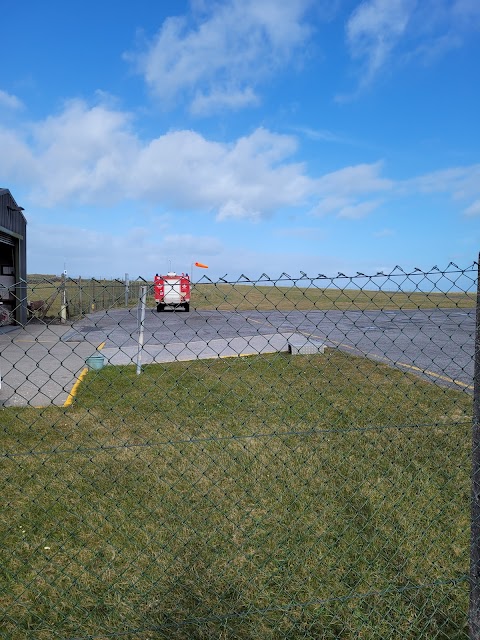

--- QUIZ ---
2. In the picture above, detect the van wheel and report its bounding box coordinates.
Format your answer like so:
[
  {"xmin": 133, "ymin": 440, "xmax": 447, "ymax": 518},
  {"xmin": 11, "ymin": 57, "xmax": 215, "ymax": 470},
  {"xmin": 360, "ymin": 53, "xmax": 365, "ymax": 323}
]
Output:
[
  {"xmin": 184, "ymin": 302, "xmax": 190, "ymax": 312},
  {"xmin": 157, "ymin": 304, "xmax": 165, "ymax": 312}
]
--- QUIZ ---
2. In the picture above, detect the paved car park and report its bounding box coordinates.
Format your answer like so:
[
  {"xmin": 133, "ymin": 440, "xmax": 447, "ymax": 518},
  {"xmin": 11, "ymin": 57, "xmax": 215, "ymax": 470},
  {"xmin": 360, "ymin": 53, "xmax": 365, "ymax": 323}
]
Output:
[
  {"xmin": 254, "ymin": 307, "xmax": 475, "ymax": 391},
  {"xmin": 0, "ymin": 306, "xmax": 475, "ymax": 407},
  {"xmin": 0, "ymin": 323, "xmax": 104, "ymax": 407}
]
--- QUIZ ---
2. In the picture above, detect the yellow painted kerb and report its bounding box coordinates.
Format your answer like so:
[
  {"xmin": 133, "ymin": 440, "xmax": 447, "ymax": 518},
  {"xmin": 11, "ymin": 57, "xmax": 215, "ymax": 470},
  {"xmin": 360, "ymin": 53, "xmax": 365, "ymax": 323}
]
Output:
[
  {"xmin": 64, "ymin": 342, "xmax": 106, "ymax": 407},
  {"xmin": 63, "ymin": 367, "xmax": 88, "ymax": 407}
]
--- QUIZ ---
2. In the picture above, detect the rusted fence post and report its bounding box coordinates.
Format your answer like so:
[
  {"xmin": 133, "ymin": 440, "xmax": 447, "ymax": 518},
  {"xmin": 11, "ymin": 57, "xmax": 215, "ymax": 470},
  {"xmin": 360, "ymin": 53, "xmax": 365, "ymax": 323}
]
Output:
[{"xmin": 470, "ymin": 253, "xmax": 480, "ymax": 639}]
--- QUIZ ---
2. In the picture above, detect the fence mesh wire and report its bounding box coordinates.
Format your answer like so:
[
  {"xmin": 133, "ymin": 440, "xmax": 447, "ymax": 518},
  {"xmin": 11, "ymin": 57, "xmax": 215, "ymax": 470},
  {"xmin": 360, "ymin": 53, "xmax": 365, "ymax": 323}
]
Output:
[{"xmin": 1, "ymin": 262, "xmax": 478, "ymax": 639}]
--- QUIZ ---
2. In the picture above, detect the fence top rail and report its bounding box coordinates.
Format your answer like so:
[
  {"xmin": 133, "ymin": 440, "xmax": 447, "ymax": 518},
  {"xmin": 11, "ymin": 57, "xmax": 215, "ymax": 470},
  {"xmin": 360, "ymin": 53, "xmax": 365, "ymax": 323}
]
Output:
[{"xmin": 20, "ymin": 260, "xmax": 479, "ymax": 285}]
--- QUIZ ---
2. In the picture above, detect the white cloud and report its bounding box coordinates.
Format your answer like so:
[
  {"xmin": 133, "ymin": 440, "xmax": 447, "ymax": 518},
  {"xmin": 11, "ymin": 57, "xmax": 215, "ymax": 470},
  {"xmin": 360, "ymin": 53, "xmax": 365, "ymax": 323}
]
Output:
[
  {"xmin": 407, "ymin": 33, "xmax": 462, "ymax": 65},
  {"xmin": 0, "ymin": 101, "xmax": 315, "ymax": 218},
  {"xmin": 127, "ymin": 0, "xmax": 314, "ymax": 114},
  {"xmin": 464, "ymin": 200, "xmax": 480, "ymax": 217},
  {"xmin": 343, "ymin": 0, "xmax": 480, "ymax": 93},
  {"xmin": 190, "ymin": 87, "xmax": 259, "ymax": 116},
  {"xmin": 26, "ymin": 100, "xmax": 138, "ymax": 205},
  {"xmin": 316, "ymin": 162, "xmax": 393, "ymax": 196},
  {"xmin": 310, "ymin": 163, "xmax": 391, "ymax": 219},
  {"xmin": 337, "ymin": 199, "xmax": 382, "ymax": 219},
  {"xmin": 346, "ymin": 0, "xmax": 415, "ymax": 87},
  {"xmin": 28, "ymin": 222, "xmax": 222, "ymax": 278},
  {"xmin": 130, "ymin": 126, "xmax": 313, "ymax": 219},
  {"xmin": 292, "ymin": 126, "xmax": 355, "ymax": 145},
  {"xmin": 0, "ymin": 89, "xmax": 24, "ymax": 110},
  {"xmin": 0, "ymin": 100, "xmax": 398, "ymax": 224},
  {"xmin": 452, "ymin": 0, "xmax": 480, "ymax": 28},
  {"xmin": 2, "ymin": 98, "xmax": 478, "ymax": 229},
  {"xmin": 312, "ymin": 196, "xmax": 382, "ymax": 220},
  {"xmin": 403, "ymin": 0, "xmax": 480, "ymax": 64},
  {"xmin": 217, "ymin": 201, "xmax": 261, "ymax": 222},
  {"xmin": 401, "ymin": 164, "xmax": 480, "ymax": 216},
  {"xmin": 161, "ymin": 233, "xmax": 222, "ymax": 254},
  {"xmin": 0, "ymin": 128, "xmax": 36, "ymax": 180},
  {"xmin": 311, "ymin": 196, "xmax": 352, "ymax": 216},
  {"xmin": 407, "ymin": 164, "xmax": 480, "ymax": 199}
]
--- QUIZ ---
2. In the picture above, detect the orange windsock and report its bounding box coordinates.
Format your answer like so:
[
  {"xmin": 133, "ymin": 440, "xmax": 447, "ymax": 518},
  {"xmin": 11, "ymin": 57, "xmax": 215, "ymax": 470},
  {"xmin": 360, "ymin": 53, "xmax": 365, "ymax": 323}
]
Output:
[{"xmin": 194, "ymin": 262, "xmax": 208, "ymax": 268}]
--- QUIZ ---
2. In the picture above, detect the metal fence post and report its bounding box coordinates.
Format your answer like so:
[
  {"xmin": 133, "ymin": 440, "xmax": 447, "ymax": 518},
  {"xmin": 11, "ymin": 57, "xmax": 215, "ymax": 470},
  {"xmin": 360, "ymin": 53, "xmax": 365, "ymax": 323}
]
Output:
[
  {"xmin": 60, "ymin": 271, "xmax": 67, "ymax": 323},
  {"xmin": 470, "ymin": 253, "xmax": 480, "ymax": 639},
  {"xmin": 136, "ymin": 286, "xmax": 147, "ymax": 375}
]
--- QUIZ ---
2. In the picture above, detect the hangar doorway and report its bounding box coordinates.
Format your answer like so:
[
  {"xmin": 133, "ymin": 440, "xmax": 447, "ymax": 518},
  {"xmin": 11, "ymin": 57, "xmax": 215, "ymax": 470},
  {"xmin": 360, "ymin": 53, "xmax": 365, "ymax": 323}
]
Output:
[
  {"xmin": 0, "ymin": 189, "xmax": 27, "ymax": 326},
  {"xmin": 0, "ymin": 233, "xmax": 17, "ymax": 325}
]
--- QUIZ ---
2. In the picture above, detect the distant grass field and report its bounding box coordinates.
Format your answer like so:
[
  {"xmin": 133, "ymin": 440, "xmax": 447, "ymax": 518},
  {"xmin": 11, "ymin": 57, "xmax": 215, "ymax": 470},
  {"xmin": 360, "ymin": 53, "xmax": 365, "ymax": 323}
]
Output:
[
  {"xmin": 193, "ymin": 282, "xmax": 475, "ymax": 311},
  {"xmin": 1, "ymin": 351, "xmax": 471, "ymax": 638},
  {"xmin": 26, "ymin": 276, "xmax": 476, "ymax": 320}
]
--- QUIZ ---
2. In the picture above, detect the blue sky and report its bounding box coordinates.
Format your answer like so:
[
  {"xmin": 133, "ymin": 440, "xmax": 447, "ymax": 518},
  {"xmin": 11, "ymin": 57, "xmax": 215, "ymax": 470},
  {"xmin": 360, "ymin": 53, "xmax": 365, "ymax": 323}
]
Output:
[{"xmin": 1, "ymin": 0, "xmax": 479, "ymax": 280}]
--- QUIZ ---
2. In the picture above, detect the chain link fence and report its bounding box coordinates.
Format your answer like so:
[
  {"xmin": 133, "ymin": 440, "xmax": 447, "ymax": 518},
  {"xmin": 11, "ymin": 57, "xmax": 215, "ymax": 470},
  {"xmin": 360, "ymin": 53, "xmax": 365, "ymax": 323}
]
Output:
[{"xmin": 1, "ymin": 260, "xmax": 479, "ymax": 639}]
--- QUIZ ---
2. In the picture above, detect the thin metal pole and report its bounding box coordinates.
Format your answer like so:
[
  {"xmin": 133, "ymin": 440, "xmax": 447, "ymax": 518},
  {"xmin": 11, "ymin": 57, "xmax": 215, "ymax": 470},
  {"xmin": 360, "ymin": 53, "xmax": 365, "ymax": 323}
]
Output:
[
  {"xmin": 60, "ymin": 271, "xmax": 67, "ymax": 323},
  {"xmin": 470, "ymin": 253, "xmax": 480, "ymax": 639},
  {"xmin": 125, "ymin": 273, "xmax": 129, "ymax": 307},
  {"xmin": 136, "ymin": 286, "xmax": 147, "ymax": 375}
]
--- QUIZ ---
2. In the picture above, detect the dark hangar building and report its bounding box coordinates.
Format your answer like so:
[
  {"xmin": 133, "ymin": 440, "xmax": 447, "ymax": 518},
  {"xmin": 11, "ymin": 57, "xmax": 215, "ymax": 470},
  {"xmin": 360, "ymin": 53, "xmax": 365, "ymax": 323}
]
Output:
[{"xmin": 0, "ymin": 188, "xmax": 27, "ymax": 325}]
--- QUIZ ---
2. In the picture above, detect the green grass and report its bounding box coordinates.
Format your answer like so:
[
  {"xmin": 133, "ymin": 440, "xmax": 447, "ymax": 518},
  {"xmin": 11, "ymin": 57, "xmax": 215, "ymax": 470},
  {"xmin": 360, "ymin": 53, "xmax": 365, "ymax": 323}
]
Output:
[
  {"xmin": 1, "ymin": 351, "xmax": 472, "ymax": 638},
  {"xmin": 25, "ymin": 276, "xmax": 475, "ymax": 320},
  {"xmin": 26, "ymin": 277, "xmax": 152, "ymax": 318},
  {"xmin": 192, "ymin": 283, "xmax": 476, "ymax": 312}
]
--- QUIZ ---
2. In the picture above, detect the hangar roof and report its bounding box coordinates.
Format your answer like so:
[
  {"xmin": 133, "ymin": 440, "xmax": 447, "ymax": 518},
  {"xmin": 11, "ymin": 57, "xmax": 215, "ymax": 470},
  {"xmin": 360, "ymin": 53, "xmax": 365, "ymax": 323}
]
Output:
[{"xmin": 0, "ymin": 188, "xmax": 27, "ymax": 236}]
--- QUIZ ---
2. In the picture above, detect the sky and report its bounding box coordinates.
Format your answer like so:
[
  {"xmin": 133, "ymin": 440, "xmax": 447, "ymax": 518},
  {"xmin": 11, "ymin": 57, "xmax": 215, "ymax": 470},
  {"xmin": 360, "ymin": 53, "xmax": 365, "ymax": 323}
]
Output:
[{"xmin": 1, "ymin": 0, "xmax": 479, "ymax": 281}]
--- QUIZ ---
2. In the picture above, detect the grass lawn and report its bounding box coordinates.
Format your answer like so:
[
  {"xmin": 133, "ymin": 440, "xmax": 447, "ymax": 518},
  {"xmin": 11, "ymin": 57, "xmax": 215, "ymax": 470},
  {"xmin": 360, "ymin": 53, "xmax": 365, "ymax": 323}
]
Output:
[
  {"xmin": 25, "ymin": 277, "xmax": 475, "ymax": 320},
  {"xmin": 1, "ymin": 351, "xmax": 472, "ymax": 639},
  {"xmin": 192, "ymin": 283, "xmax": 476, "ymax": 312}
]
